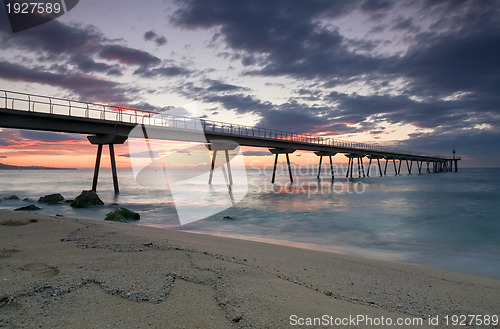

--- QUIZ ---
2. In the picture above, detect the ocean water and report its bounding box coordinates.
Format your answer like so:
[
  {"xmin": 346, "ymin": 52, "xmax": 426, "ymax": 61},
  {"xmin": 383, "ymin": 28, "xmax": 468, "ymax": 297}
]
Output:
[{"xmin": 1, "ymin": 166, "xmax": 499, "ymax": 279}]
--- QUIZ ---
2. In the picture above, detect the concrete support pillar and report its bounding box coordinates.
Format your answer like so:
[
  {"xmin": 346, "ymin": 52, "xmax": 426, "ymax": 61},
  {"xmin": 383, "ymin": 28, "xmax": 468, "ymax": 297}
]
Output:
[
  {"xmin": 367, "ymin": 156, "xmax": 383, "ymax": 177},
  {"xmin": 207, "ymin": 141, "xmax": 239, "ymax": 186},
  {"xmin": 91, "ymin": 144, "xmax": 103, "ymax": 192},
  {"xmin": 88, "ymin": 134, "xmax": 128, "ymax": 194},
  {"xmin": 269, "ymin": 148, "xmax": 296, "ymax": 184},
  {"xmin": 345, "ymin": 154, "xmax": 365, "ymax": 178},
  {"xmin": 315, "ymin": 151, "xmax": 336, "ymax": 183}
]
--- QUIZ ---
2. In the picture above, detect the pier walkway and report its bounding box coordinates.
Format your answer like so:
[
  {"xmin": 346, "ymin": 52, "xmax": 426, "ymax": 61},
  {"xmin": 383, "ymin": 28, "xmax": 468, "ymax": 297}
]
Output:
[{"xmin": 1, "ymin": 90, "xmax": 460, "ymax": 193}]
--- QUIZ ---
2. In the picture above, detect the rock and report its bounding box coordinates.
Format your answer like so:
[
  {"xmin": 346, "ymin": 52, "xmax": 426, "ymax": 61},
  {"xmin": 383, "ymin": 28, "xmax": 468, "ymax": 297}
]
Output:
[
  {"xmin": 4, "ymin": 195, "xmax": 20, "ymax": 200},
  {"xmin": 70, "ymin": 190, "xmax": 104, "ymax": 208},
  {"xmin": 222, "ymin": 215, "xmax": 233, "ymax": 220},
  {"xmin": 23, "ymin": 197, "xmax": 33, "ymax": 202},
  {"xmin": 38, "ymin": 193, "xmax": 64, "ymax": 204},
  {"xmin": 14, "ymin": 205, "xmax": 41, "ymax": 211},
  {"xmin": 105, "ymin": 207, "xmax": 140, "ymax": 223}
]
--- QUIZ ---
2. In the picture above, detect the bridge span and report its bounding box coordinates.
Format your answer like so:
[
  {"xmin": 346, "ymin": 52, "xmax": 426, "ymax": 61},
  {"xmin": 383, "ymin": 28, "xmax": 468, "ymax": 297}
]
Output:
[{"xmin": 1, "ymin": 90, "xmax": 460, "ymax": 193}]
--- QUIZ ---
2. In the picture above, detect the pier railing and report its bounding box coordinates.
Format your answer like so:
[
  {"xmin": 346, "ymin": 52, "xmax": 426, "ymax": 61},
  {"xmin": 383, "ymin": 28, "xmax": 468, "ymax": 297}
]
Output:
[{"xmin": 1, "ymin": 89, "xmax": 450, "ymax": 159}]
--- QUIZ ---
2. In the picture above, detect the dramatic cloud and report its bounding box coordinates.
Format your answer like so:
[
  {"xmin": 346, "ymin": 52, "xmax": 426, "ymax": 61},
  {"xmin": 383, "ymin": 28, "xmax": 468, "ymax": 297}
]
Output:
[
  {"xmin": 134, "ymin": 65, "xmax": 192, "ymax": 78},
  {"xmin": 0, "ymin": 61, "xmax": 128, "ymax": 102},
  {"xmin": 144, "ymin": 30, "xmax": 168, "ymax": 46},
  {"xmin": 172, "ymin": 0, "xmax": 500, "ymax": 162},
  {"xmin": 99, "ymin": 45, "xmax": 161, "ymax": 67},
  {"xmin": 173, "ymin": 0, "xmax": 387, "ymax": 80},
  {"xmin": 144, "ymin": 30, "xmax": 157, "ymax": 41},
  {"xmin": 207, "ymin": 93, "xmax": 269, "ymax": 112},
  {"xmin": 72, "ymin": 54, "xmax": 117, "ymax": 74},
  {"xmin": 0, "ymin": 5, "xmax": 164, "ymax": 102},
  {"xmin": 242, "ymin": 150, "xmax": 272, "ymax": 157},
  {"xmin": 0, "ymin": 17, "xmax": 104, "ymax": 57},
  {"xmin": 206, "ymin": 80, "xmax": 248, "ymax": 92}
]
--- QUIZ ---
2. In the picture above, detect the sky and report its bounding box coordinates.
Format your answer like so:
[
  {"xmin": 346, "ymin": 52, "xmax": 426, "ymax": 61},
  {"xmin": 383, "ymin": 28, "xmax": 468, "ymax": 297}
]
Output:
[{"xmin": 0, "ymin": 0, "xmax": 499, "ymax": 169}]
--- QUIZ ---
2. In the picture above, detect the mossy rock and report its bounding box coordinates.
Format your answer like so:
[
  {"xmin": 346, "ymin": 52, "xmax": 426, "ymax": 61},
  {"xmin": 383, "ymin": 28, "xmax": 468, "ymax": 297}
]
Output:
[{"xmin": 105, "ymin": 208, "xmax": 140, "ymax": 223}]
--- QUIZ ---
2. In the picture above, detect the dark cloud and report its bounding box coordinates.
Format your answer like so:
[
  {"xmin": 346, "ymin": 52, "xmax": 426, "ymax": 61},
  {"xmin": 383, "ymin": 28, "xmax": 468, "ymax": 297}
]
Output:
[
  {"xmin": 256, "ymin": 101, "xmax": 328, "ymax": 133},
  {"xmin": 206, "ymin": 80, "xmax": 248, "ymax": 92},
  {"xmin": 400, "ymin": 32, "xmax": 500, "ymax": 98},
  {"xmin": 144, "ymin": 30, "xmax": 168, "ymax": 46},
  {"xmin": 155, "ymin": 36, "xmax": 168, "ymax": 46},
  {"xmin": 134, "ymin": 65, "xmax": 192, "ymax": 78},
  {"xmin": 173, "ymin": 0, "xmax": 389, "ymax": 80},
  {"xmin": 144, "ymin": 30, "xmax": 158, "ymax": 41},
  {"xmin": 174, "ymin": 0, "xmax": 499, "ymax": 96},
  {"xmin": 0, "ymin": 10, "xmax": 163, "ymax": 69},
  {"xmin": 398, "ymin": 130, "xmax": 500, "ymax": 167},
  {"xmin": 360, "ymin": 0, "xmax": 394, "ymax": 13},
  {"xmin": 327, "ymin": 91, "xmax": 500, "ymax": 133},
  {"xmin": 174, "ymin": 0, "xmax": 500, "ymax": 160},
  {"xmin": 100, "ymin": 45, "xmax": 161, "ymax": 66},
  {"xmin": 0, "ymin": 11, "xmax": 166, "ymax": 102},
  {"xmin": 242, "ymin": 150, "xmax": 271, "ymax": 157},
  {"xmin": 18, "ymin": 131, "xmax": 84, "ymax": 143},
  {"xmin": 203, "ymin": 93, "xmax": 272, "ymax": 115},
  {"xmin": 390, "ymin": 16, "xmax": 420, "ymax": 33},
  {"xmin": 48, "ymin": 63, "xmax": 69, "ymax": 74},
  {"xmin": 106, "ymin": 68, "xmax": 123, "ymax": 77},
  {"xmin": 0, "ymin": 17, "xmax": 103, "ymax": 58},
  {"xmin": 0, "ymin": 60, "xmax": 128, "ymax": 102},
  {"xmin": 72, "ymin": 54, "xmax": 114, "ymax": 74}
]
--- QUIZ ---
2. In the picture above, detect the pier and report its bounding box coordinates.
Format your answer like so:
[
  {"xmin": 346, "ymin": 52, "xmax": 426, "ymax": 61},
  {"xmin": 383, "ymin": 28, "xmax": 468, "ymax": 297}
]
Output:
[{"xmin": 0, "ymin": 90, "xmax": 460, "ymax": 193}]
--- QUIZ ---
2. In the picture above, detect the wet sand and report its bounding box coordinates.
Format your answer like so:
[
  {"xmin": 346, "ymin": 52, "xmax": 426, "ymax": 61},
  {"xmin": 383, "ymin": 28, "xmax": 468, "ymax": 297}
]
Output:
[{"xmin": 0, "ymin": 210, "xmax": 499, "ymax": 328}]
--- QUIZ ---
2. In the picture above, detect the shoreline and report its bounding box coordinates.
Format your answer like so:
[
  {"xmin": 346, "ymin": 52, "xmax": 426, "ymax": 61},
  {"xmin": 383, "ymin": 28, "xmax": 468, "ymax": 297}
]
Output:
[
  {"xmin": 1, "ymin": 210, "xmax": 499, "ymax": 328},
  {"xmin": 143, "ymin": 225, "xmax": 500, "ymax": 280}
]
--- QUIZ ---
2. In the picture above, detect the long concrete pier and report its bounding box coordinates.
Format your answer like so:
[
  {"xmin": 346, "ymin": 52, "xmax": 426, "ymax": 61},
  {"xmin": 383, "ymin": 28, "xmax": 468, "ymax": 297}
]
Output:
[{"xmin": 1, "ymin": 90, "xmax": 460, "ymax": 193}]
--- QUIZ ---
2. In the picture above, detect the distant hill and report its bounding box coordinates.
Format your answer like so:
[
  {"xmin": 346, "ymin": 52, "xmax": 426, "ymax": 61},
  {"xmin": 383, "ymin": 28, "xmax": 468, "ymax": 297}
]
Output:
[{"xmin": 0, "ymin": 162, "xmax": 77, "ymax": 170}]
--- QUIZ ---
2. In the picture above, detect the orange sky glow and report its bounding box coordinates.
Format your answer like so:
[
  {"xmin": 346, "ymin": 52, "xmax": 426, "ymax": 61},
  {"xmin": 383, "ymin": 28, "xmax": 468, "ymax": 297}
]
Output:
[{"xmin": 0, "ymin": 133, "xmax": 355, "ymax": 170}]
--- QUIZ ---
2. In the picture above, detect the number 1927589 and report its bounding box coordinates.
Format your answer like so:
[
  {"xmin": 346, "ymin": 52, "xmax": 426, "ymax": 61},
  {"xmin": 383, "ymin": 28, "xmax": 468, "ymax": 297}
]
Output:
[
  {"xmin": 6, "ymin": 2, "xmax": 62, "ymax": 14},
  {"xmin": 443, "ymin": 314, "xmax": 498, "ymax": 326}
]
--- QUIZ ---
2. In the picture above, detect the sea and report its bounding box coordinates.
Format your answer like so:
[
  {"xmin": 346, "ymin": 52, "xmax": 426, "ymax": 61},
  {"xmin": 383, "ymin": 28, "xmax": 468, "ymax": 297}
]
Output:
[{"xmin": 1, "ymin": 166, "xmax": 499, "ymax": 279}]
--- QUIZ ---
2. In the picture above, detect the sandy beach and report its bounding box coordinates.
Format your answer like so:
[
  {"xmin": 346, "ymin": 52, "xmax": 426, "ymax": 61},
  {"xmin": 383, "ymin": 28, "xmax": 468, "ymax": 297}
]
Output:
[{"xmin": 0, "ymin": 210, "xmax": 498, "ymax": 328}]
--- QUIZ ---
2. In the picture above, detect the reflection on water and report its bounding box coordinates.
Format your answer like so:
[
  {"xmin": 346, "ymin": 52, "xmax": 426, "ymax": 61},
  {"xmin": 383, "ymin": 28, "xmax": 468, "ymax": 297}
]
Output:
[{"xmin": 0, "ymin": 168, "xmax": 499, "ymax": 278}]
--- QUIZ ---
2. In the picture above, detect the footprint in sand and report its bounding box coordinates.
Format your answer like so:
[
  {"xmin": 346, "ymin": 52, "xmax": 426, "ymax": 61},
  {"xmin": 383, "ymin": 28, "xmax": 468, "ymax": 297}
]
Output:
[
  {"xmin": 0, "ymin": 248, "xmax": 21, "ymax": 259},
  {"xmin": 21, "ymin": 263, "xmax": 60, "ymax": 278},
  {"xmin": 0, "ymin": 219, "xmax": 38, "ymax": 226}
]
